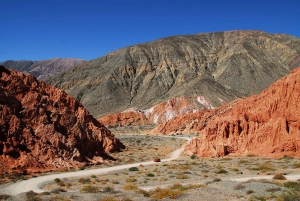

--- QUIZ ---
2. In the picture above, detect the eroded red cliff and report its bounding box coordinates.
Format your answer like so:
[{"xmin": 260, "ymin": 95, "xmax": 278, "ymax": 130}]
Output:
[
  {"xmin": 0, "ymin": 66, "xmax": 125, "ymax": 174},
  {"xmin": 182, "ymin": 67, "xmax": 300, "ymax": 158}
]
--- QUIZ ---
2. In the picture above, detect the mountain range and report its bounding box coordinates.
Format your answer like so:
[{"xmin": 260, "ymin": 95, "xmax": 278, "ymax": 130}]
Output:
[
  {"xmin": 46, "ymin": 30, "xmax": 300, "ymax": 122},
  {"xmin": 0, "ymin": 58, "xmax": 87, "ymax": 81}
]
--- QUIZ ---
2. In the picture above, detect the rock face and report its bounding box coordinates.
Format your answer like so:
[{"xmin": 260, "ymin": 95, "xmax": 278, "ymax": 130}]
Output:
[
  {"xmin": 0, "ymin": 58, "xmax": 87, "ymax": 81},
  {"xmin": 182, "ymin": 67, "xmax": 300, "ymax": 158},
  {"xmin": 99, "ymin": 97, "xmax": 209, "ymax": 127},
  {"xmin": 47, "ymin": 31, "xmax": 300, "ymax": 118},
  {"xmin": 0, "ymin": 66, "xmax": 125, "ymax": 174}
]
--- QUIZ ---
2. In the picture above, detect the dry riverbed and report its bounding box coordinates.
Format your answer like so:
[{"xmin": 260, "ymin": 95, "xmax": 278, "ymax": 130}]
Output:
[{"xmin": 1, "ymin": 134, "xmax": 300, "ymax": 201}]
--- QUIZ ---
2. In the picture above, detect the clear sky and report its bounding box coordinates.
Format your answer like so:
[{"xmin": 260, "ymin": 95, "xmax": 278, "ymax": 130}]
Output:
[{"xmin": 0, "ymin": 0, "xmax": 299, "ymax": 61}]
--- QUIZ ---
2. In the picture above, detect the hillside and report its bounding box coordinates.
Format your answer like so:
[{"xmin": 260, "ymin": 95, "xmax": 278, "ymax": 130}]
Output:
[
  {"xmin": 47, "ymin": 31, "xmax": 300, "ymax": 119},
  {"xmin": 0, "ymin": 66, "xmax": 125, "ymax": 174},
  {"xmin": 0, "ymin": 58, "xmax": 87, "ymax": 81},
  {"xmin": 168, "ymin": 67, "xmax": 300, "ymax": 158}
]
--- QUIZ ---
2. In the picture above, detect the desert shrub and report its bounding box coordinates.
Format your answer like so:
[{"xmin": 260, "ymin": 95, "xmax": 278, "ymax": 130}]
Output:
[
  {"xmin": 273, "ymin": 174, "xmax": 287, "ymax": 180},
  {"xmin": 57, "ymin": 181, "xmax": 65, "ymax": 187},
  {"xmin": 216, "ymin": 169, "xmax": 228, "ymax": 174},
  {"xmin": 147, "ymin": 173, "xmax": 155, "ymax": 177},
  {"xmin": 39, "ymin": 192, "xmax": 51, "ymax": 196},
  {"xmin": 176, "ymin": 174, "xmax": 190, "ymax": 179},
  {"xmin": 123, "ymin": 184, "xmax": 138, "ymax": 190},
  {"xmin": 246, "ymin": 189, "xmax": 254, "ymax": 194},
  {"xmin": 78, "ymin": 178, "xmax": 91, "ymax": 184},
  {"xmin": 179, "ymin": 165, "xmax": 191, "ymax": 170},
  {"xmin": 190, "ymin": 154, "xmax": 197, "ymax": 159},
  {"xmin": 293, "ymin": 162, "xmax": 300, "ymax": 168},
  {"xmin": 103, "ymin": 186, "xmax": 114, "ymax": 193},
  {"xmin": 129, "ymin": 167, "xmax": 139, "ymax": 171},
  {"xmin": 170, "ymin": 183, "xmax": 204, "ymax": 191},
  {"xmin": 91, "ymin": 174, "xmax": 96, "ymax": 178},
  {"xmin": 277, "ymin": 189, "xmax": 300, "ymax": 201},
  {"xmin": 125, "ymin": 177, "xmax": 137, "ymax": 183},
  {"xmin": 99, "ymin": 196, "xmax": 118, "ymax": 201},
  {"xmin": 54, "ymin": 178, "xmax": 61, "ymax": 183},
  {"xmin": 49, "ymin": 196, "xmax": 71, "ymax": 201},
  {"xmin": 213, "ymin": 178, "xmax": 221, "ymax": 182},
  {"xmin": 136, "ymin": 189, "xmax": 150, "ymax": 197},
  {"xmin": 80, "ymin": 185, "xmax": 99, "ymax": 193},
  {"xmin": 284, "ymin": 182, "xmax": 300, "ymax": 191},
  {"xmin": 51, "ymin": 188, "xmax": 67, "ymax": 194},
  {"xmin": 231, "ymin": 168, "xmax": 240, "ymax": 172},
  {"xmin": 149, "ymin": 188, "xmax": 184, "ymax": 199},
  {"xmin": 25, "ymin": 190, "xmax": 41, "ymax": 201},
  {"xmin": 0, "ymin": 194, "xmax": 11, "ymax": 200},
  {"xmin": 111, "ymin": 180, "xmax": 119, "ymax": 184},
  {"xmin": 253, "ymin": 162, "xmax": 275, "ymax": 173},
  {"xmin": 233, "ymin": 183, "xmax": 245, "ymax": 190},
  {"xmin": 248, "ymin": 195, "xmax": 268, "ymax": 201},
  {"xmin": 238, "ymin": 159, "xmax": 249, "ymax": 164},
  {"xmin": 79, "ymin": 166, "xmax": 86, "ymax": 170}
]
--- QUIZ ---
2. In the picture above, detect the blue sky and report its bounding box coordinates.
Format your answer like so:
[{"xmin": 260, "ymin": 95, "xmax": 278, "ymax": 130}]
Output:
[{"xmin": 0, "ymin": 0, "xmax": 299, "ymax": 61}]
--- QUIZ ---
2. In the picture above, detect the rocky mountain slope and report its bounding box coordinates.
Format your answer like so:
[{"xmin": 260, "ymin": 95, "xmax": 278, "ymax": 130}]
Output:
[
  {"xmin": 0, "ymin": 58, "xmax": 87, "ymax": 81},
  {"xmin": 0, "ymin": 66, "xmax": 125, "ymax": 174},
  {"xmin": 47, "ymin": 31, "xmax": 300, "ymax": 120},
  {"xmin": 160, "ymin": 67, "xmax": 300, "ymax": 158}
]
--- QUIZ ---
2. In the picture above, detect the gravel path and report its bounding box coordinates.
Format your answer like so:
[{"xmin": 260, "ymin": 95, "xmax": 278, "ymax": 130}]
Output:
[{"xmin": 0, "ymin": 136, "xmax": 192, "ymax": 195}]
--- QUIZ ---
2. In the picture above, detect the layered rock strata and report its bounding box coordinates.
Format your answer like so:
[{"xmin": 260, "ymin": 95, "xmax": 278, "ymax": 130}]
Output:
[
  {"xmin": 0, "ymin": 66, "xmax": 125, "ymax": 174},
  {"xmin": 182, "ymin": 67, "xmax": 300, "ymax": 158}
]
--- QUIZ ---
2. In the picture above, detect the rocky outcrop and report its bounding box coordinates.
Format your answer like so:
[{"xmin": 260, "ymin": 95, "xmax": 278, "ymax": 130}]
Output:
[
  {"xmin": 182, "ymin": 67, "xmax": 300, "ymax": 158},
  {"xmin": 99, "ymin": 97, "xmax": 209, "ymax": 127},
  {"xmin": 1, "ymin": 58, "xmax": 87, "ymax": 80},
  {"xmin": 47, "ymin": 31, "xmax": 300, "ymax": 118},
  {"xmin": 0, "ymin": 66, "xmax": 125, "ymax": 174}
]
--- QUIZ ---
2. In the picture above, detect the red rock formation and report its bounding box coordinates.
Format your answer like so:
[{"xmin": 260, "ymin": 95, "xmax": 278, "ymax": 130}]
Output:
[
  {"xmin": 0, "ymin": 66, "xmax": 125, "ymax": 174},
  {"xmin": 99, "ymin": 97, "xmax": 210, "ymax": 127},
  {"xmin": 182, "ymin": 67, "xmax": 300, "ymax": 158}
]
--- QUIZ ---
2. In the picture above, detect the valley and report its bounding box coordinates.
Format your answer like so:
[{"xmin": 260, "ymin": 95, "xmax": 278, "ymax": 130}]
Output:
[
  {"xmin": 1, "ymin": 133, "xmax": 300, "ymax": 201},
  {"xmin": 0, "ymin": 30, "xmax": 300, "ymax": 200}
]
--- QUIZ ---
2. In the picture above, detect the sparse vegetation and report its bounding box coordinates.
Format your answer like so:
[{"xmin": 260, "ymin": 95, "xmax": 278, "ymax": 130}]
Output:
[
  {"xmin": 123, "ymin": 184, "xmax": 138, "ymax": 190},
  {"xmin": 99, "ymin": 196, "xmax": 119, "ymax": 201},
  {"xmin": 80, "ymin": 185, "xmax": 99, "ymax": 193},
  {"xmin": 216, "ymin": 169, "xmax": 228, "ymax": 174},
  {"xmin": 0, "ymin": 194, "xmax": 11, "ymax": 200},
  {"xmin": 149, "ymin": 187, "xmax": 184, "ymax": 199}
]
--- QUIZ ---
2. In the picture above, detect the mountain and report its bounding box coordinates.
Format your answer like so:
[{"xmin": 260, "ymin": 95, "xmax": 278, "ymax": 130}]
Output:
[
  {"xmin": 0, "ymin": 66, "xmax": 125, "ymax": 174},
  {"xmin": 47, "ymin": 31, "xmax": 300, "ymax": 119},
  {"xmin": 166, "ymin": 66, "xmax": 300, "ymax": 158},
  {"xmin": 0, "ymin": 58, "xmax": 87, "ymax": 81}
]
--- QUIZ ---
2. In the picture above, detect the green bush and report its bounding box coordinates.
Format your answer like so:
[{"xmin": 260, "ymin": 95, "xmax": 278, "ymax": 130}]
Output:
[
  {"xmin": 190, "ymin": 154, "xmax": 197, "ymax": 159},
  {"xmin": 54, "ymin": 178, "xmax": 61, "ymax": 183},
  {"xmin": 147, "ymin": 173, "xmax": 155, "ymax": 177},
  {"xmin": 25, "ymin": 190, "xmax": 41, "ymax": 201},
  {"xmin": 216, "ymin": 169, "xmax": 228, "ymax": 174},
  {"xmin": 129, "ymin": 167, "xmax": 139, "ymax": 171},
  {"xmin": 103, "ymin": 186, "xmax": 114, "ymax": 193}
]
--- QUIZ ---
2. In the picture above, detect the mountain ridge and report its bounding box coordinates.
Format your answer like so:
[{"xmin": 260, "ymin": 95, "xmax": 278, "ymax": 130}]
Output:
[
  {"xmin": 0, "ymin": 58, "xmax": 87, "ymax": 81},
  {"xmin": 47, "ymin": 30, "xmax": 300, "ymax": 118}
]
